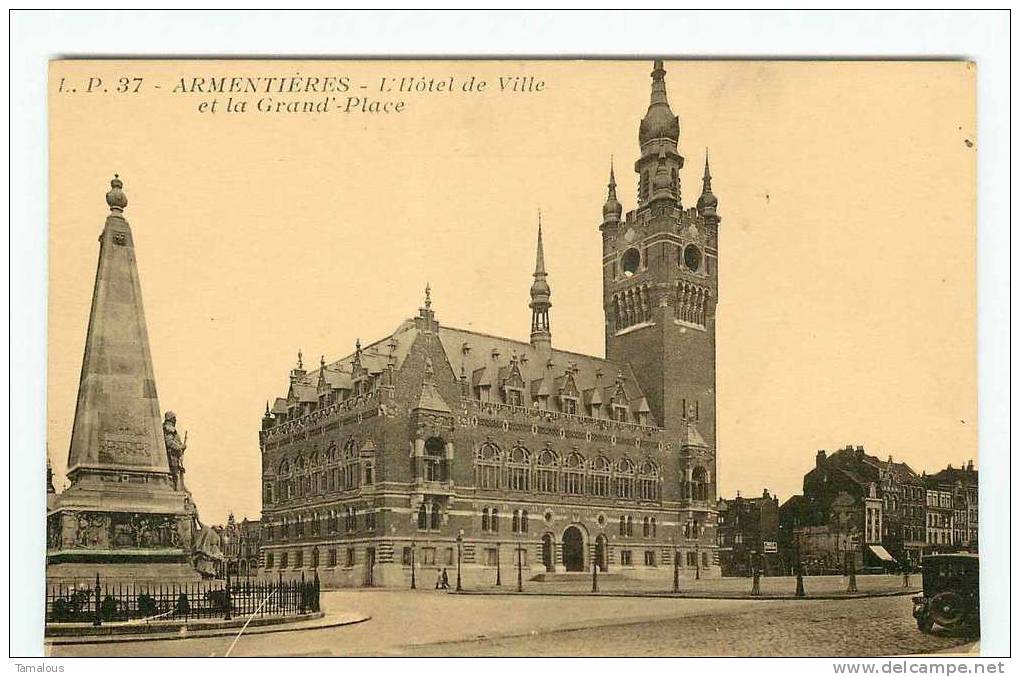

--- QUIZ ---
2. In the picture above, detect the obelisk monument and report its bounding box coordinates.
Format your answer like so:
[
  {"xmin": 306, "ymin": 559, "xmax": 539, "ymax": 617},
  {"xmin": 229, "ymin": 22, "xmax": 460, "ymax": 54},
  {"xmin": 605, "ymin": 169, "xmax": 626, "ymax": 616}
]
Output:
[{"xmin": 46, "ymin": 176, "xmax": 200, "ymax": 582}]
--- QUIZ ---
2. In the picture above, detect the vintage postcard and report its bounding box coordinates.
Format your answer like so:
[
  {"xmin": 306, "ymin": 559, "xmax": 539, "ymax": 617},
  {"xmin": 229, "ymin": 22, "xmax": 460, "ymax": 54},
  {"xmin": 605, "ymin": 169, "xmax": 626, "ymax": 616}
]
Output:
[{"xmin": 43, "ymin": 58, "xmax": 978, "ymax": 657}]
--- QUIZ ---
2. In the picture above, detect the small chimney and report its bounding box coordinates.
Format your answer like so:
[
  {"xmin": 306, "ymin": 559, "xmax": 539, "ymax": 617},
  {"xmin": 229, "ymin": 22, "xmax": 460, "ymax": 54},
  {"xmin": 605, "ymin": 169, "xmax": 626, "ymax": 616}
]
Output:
[
  {"xmin": 967, "ymin": 460, "xmax": 974, "ymax": 472},
  {"xmin": 816, "ymin": 450, "xmax": 827, "ymax": 467}
]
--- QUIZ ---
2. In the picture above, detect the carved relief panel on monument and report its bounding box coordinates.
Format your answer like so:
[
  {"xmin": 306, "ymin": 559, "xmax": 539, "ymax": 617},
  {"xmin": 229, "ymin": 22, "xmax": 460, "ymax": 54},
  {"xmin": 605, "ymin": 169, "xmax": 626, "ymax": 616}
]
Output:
[
  {"xmin": 67, "ymin": 511, "xmax": 184, "ymax": 550},
  {"xmin": 98, "ymin": 406, "xmax": 153, "ymax": 466}
]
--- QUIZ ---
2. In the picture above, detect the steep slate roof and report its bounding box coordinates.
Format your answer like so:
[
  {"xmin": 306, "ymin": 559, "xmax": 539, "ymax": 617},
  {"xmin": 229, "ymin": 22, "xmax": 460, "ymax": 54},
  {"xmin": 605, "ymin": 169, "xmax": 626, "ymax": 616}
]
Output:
[
  {"xmin": 275, "ymin": 317, "xmax": 657, "ymax": 425},
  {"xmin": 437, "ymin": 325, "xmax": 653, "ymax": 420}
]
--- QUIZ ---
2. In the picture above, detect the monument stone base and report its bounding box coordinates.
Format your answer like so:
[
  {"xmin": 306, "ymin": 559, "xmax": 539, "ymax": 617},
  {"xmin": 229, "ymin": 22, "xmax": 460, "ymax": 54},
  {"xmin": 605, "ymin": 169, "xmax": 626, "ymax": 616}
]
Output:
[{"xmin": 46, "ymin": 470, "xmax": 202, "ymax": 585}]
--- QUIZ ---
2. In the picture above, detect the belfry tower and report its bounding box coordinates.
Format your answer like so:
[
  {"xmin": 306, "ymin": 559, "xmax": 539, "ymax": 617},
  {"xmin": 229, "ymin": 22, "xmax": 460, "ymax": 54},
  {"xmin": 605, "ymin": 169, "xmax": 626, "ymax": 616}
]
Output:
[
  {"xmin": 601, "ymin": 60, "xmax": 721, "ymax": 450},
  {"xmin": 47, "ymin": 176, "xmax": 199, "ymax": 582}
]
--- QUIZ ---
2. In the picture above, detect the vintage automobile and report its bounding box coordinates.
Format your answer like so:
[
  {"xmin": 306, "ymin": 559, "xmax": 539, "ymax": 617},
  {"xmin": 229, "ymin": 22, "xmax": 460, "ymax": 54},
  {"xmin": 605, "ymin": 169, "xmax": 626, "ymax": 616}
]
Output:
[{"xmin": 912, "ymin": 553, "xmax": 980, "ymax": 635}]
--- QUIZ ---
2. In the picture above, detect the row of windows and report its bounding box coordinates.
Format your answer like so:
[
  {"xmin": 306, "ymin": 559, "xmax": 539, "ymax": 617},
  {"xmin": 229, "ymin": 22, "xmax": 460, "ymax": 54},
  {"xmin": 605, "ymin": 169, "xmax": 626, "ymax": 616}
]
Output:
[
  {"xmin": 265, "ymin": 546, "xmax": 355, "ymax": 570},
  {"xmin": 267, "ymin": 507, "xmax": 376, "ymax": 541},
  {"xmin": 612, "ymin": 285, "xmax": 654, "ymax": 330},
  {"xmin": 618, "ymin": 515, "xmax": 658, "ymax": 538},
  {"xmin": 474, "ymin": 444, "xmax": 669, "ymax": 501},
  {"xmin": 616, "ymin": 550, "xmax": 711, "ymax": 568},
  {"xmin": 266, "ymin": 461, "xmax": 373, "ymax": 503},
  {"xmin": 276, "ymin": 439, "xmax": 361, "ymax": 475},
  {"xmin": 480, "ymin": 508, "xmax": 530, "ymax": 534}
]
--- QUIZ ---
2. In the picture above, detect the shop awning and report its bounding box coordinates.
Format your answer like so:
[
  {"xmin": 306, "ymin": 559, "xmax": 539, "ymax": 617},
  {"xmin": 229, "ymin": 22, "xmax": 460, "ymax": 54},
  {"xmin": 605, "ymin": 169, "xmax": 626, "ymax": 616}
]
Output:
[{"xmin": 868, "ymin": 545, "xmax": 896, "ymax": 562}]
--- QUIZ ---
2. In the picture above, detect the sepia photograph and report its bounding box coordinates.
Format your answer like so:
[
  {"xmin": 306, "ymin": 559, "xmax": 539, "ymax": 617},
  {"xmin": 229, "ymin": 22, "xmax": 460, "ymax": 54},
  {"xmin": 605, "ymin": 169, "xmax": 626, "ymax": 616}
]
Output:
[{"xmin": 9, "ymin": 9, "xmax": 1011, "ymax": 670}]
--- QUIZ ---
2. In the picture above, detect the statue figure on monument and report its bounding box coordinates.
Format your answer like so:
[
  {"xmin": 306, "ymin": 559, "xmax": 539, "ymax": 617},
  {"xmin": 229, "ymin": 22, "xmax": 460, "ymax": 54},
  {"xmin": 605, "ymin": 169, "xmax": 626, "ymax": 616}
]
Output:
[{"xmin": 163, "ymin": 411, "xmax": 186, "ymax": 490}]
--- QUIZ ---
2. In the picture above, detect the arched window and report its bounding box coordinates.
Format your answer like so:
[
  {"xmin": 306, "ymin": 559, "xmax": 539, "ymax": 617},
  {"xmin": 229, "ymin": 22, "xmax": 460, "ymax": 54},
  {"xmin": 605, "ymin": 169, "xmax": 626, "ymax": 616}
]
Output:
[
  {"xmin": 691, "ymin": 467, "xmax": 709, "ymax": 501},
  {"xmin": 535, "ymin": 449, "xmax": 559, "ymax": 493},
  {"xmin": 311, "ymin": 547, "xmax": 320, "ymax": 569},
  {"xmin": 507, "ymin": 446, "xmax": 531, "ymax": 491},
  {"xmin": 364, "ymin": 462, "xmax": 374, "ymax": 485},
  {"xmin": 342, "ymin": 440, "xmax": 359, "ymax": 490},
  {"xmin": 417, "ymin": 504, "xmax": 428, "ymax": 531},
  {"xmin": 512, "ymin": 510, "xmax": 520, "ymax": 534},
  {"xmin": 643, "ymin": 516, "xmax": 650, "ymax": 537},
  {"xmin": 626, "ymin": 515, "xmax": 634, "ymax": 537},
  {"xmin": 521, "ymin": 509, "xmax": 529, "ymax": 532},
  {"xmin": 430, "ymin": 501, "xmax": 441, "ymax": 530},
  {"xmin": 651, "ymin": 517, "xmax": 657, "ymax": 537},
  {"xmin": 424, "ymin": 437, "xmax": 446, "ymax": 482},
  {"xmin": 619, "ymin": 515, "xmax": 627, "ymax": 536},
  {"xmin": 562, "ymin": 452, "xmax": 586, "ymax": 495},
  {"xmin": 590, "ymin": 456, "xmax": 611, "ymax": 497},
  {"xmin": 491, "ymin": 508, "xmax": 499, "ymax": 533},
  {"xmin": 475, "ymin": 442, "xmax": 502, "ymax": 490},
  {"xmin": 482, "ymin": 508, "xmax": 490, "ymax": 532},
  {"xmin": 615, "ymin": 458, "xmax": 636, "ymax": 499},
  {"xmin": 638, "ymin": 460, "xmax": 660, "ymax": 501}
]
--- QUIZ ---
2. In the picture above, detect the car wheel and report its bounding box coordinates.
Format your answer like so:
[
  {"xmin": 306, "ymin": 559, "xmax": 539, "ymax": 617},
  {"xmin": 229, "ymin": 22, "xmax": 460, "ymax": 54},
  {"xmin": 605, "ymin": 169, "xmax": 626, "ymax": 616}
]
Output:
[{"xmin": 930, "ymin": 591, "xmax": 966, "ymax": 629}]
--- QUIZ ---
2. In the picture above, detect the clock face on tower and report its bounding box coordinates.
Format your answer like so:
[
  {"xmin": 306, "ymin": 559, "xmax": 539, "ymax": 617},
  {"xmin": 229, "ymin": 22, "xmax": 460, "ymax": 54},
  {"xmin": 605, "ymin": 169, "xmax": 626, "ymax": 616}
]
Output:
[{"xmin": 683, "ymin": 244, "xmax": 702, "ymax": 272}]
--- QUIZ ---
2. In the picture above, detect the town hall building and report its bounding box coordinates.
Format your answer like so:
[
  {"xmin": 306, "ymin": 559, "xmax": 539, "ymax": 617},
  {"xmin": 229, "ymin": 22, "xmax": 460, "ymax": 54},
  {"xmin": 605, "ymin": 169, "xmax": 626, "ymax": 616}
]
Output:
[{"xmin": 258, "ymin": 61, "xmax": 723, "ymax": 587}]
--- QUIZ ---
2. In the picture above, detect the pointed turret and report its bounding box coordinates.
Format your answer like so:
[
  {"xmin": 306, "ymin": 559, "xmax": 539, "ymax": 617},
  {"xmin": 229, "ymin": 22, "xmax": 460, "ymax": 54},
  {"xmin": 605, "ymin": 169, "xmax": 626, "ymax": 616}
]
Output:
[
  {"xmin": 47, "ymin": 455, "xmax": 56, "ymax": 494},
  {"xmin": 697, "ymin": 150, "xmax": 720, "ymax": 226},
  {"xmin": 65, "ymin": 175, "xmax": 171, "ymax": 479},
  {"xmin": 601, "ymin": 159, "xmax": 623, "ymax": 229},
  {"xmin": 529, "ymin": 213, "xmax": 552, "ymax": 352}
]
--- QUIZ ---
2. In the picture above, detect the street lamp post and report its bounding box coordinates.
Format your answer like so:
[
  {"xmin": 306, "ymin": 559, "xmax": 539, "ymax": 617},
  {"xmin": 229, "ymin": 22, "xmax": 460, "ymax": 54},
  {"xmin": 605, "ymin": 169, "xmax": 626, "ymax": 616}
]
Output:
[
  {"xmin": 410, "ymin": 539, "xmax": 417, "ymax": 590},
  {"xmin": 750, "ymin": 550, "xmax": 761, "ymax": 596},
  {"xmin": 456, "ymin": 530, "xmax": 464, "ymax": 592},
  {"xmin": 222, "ymin": 533, "xmax": 232, "ymax": 621},
  {"xmin": 516, "ymin": 540, "xmax": 523, "ymax": 592},
  {"xmin": 846, "ymin": 534, "xmax": 858, "ymax": 594},
  {"xmin": 795, "ymin": 531, "xmax": 805, "ymax": 597},
  {"xmin": 496, "ymin": 541, "xmax": 502, "ymax": 586},
  {"xmin": 672, "ymin": 537, "xmax": 680, "ymax": 594}
]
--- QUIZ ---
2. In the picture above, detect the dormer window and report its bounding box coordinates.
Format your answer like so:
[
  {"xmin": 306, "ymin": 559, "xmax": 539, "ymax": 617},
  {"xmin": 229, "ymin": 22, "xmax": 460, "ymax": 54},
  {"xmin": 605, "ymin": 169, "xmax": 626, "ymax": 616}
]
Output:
[
  {"xmin": 506, "ymin": 388, "xmax": 523, "ymax": 407},
  {"xmin": 562, "ymin": 397, "xmax": 578, "ymax": 415},
  {"xmin": 612, "ymin": 404, "xmax": 628, "ymax": 422}
]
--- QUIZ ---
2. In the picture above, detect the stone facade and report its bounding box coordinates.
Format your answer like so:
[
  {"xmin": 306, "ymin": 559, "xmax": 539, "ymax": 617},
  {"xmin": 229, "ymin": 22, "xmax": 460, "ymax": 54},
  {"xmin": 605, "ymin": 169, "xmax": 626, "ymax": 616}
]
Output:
[
  {"xmin": 258, "ymin": 61, "xmax": 722, "ymax": 588},
  {"xmin": 778, "ymin": 446, "xmax": 977, "ymax": 574},
  {"xmin": 926, "ymin": 462, "xmax": 978, "ymax": 553},
  {"xmin": 717, "ymin": 490, "xmax": 780, "ymax": 576}
]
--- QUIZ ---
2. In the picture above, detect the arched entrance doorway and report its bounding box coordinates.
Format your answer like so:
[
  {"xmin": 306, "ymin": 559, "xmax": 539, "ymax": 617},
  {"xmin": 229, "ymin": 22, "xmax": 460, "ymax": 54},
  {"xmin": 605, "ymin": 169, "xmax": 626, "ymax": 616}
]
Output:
[
  {"xmin": 541, "ymin": 533, "xmax": 555, "ymax": 572},
  {"xmin": 562, "ymin": 526, "xmax": 585, "ymax": 572},
  {"xmin": 595, "ymin": 534, "xmax": 609, "ymax": 572}
]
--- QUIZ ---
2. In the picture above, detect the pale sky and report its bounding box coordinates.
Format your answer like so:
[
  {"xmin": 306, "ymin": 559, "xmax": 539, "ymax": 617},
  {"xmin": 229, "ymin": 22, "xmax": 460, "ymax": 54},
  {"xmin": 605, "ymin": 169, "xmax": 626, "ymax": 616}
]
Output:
[{"xmin": 49, "ymin": 60, "xmax": 976, "ymax": 524}]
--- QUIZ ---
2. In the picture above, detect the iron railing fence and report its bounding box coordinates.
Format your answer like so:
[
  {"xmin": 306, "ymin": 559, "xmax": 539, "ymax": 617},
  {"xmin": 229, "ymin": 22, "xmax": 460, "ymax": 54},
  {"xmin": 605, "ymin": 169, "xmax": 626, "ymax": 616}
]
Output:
[{"xmin": 46, "ymin": 573, "xmax": 320, "ymax": 625}]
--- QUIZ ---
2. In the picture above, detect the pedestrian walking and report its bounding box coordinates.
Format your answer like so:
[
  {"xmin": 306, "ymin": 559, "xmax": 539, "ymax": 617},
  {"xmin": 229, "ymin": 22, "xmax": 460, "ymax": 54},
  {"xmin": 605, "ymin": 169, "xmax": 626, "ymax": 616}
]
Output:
[{"xmin": 441, "ymin": 567, "xmax": 450, "ymax": 590}]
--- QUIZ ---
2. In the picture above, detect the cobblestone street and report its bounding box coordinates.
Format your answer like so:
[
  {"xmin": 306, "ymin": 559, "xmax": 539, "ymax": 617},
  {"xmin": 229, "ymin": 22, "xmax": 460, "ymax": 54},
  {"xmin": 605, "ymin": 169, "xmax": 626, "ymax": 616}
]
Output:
[
  {"xmin": 398, "ymin": 595, "xmax": 975, "ymax": 657},
  {"xmin": 49, "ymin": 580, "xmax": 975, "ymax": 657}
]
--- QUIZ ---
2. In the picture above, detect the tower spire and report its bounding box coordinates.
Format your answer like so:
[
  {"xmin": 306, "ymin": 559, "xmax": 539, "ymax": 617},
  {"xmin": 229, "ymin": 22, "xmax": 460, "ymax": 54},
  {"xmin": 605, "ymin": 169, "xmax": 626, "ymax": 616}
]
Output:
[
  {"xmin": 638, "ymin": 60, "xmax": 680, "ymax": 150},
  {"xmin": 529, "ymin": 211, "xmax": 552, "ymax": 352},
  {"xmin": 602, "ymin": 158, "xmax": 623, "ymax": 227},
  {"xmin": 697, "ymin": 148, "xmax": 720, "ymax": 224},
  {"xmin": 535, "ymin": 211, "xmax": 546, "ymax": 275}
]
